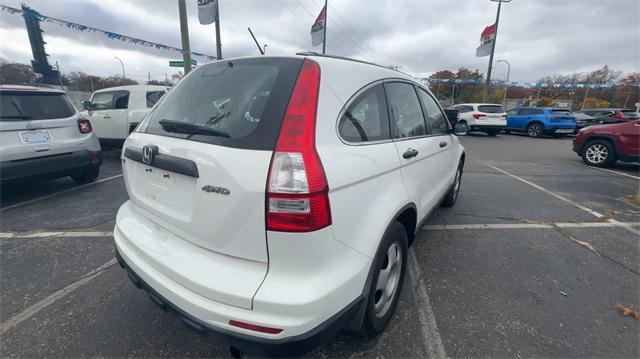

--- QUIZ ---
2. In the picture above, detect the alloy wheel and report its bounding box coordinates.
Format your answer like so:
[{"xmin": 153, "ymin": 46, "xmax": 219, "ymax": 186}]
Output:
[
  {"xmin": 374, "ymin": 241, "xmax": 402, "ymax": 318},
  {"xmin": 527, "ymin": 123, "xmax": 542, "ymax": 137},
  {"xmin": 585, "ymin": 143, "xmax": 608, "ymax": 164}
]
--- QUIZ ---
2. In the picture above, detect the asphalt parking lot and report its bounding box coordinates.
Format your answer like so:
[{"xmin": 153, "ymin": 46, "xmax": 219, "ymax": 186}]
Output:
[{"xmin": 1, "ymin": 133, "xmax": 639, "ymax": 358}]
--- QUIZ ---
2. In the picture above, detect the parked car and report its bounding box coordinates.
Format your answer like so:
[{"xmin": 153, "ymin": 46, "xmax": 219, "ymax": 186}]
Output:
[
  {"xmin": 573, "ymin": 111, "xmax": 602, "ymax": 133},
  {"xmin": 573, "ymin": 120, "xmax": 640, "ymax": 167},
  {"xmin": 0, "ymin": 85, "xmax": 102, "ymax": 184},
  {"xmin": 505, "ymin": 107, "xmax": 576, "ymax": 137},
  {"xmin": 82, "ymin": 85, "xmax": 169, "ymax": 148},
  {"xmin": 447, "ymin": 103, "xmax": 506, "ymax": 136},
  {"xmin": 113, "ymin": 54, "xmax": 467, "ymax": 356},
  {"xmin": 580, "ymin": 108, "xmax": 640, "ymax": 124}
]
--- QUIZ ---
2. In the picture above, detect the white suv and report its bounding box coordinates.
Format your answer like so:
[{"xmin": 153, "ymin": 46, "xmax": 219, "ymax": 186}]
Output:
[
  {"xmin": 0, "ymin": 85, "xmax": 102, "ymax": 184},
  {"xmin": 448, "ymin": 103, "xmax": 506, "ymax": 136},
  {"xmin": 114, "ymin": 54, "xmax": 466, "ymax": 356}
]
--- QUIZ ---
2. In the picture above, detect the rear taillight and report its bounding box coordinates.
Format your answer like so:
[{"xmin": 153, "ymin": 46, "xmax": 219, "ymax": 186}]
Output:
[
  {"xmin": 472, "ymin": 114, "xmax": 486, "ymax": 120},
  {"xmin": 78, "ymin": 118, "xmax": 92, "ymax": 134},
  {"xmin": 613, "ymin": 111, "xmax": 625, "ymax": 120},
  {"xmin": 266, "ymin": 59, "xmax": 331, "ymax": 232}
]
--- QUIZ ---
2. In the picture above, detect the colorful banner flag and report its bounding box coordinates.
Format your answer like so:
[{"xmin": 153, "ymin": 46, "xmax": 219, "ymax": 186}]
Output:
[
  {"xmin": 197, "ymin": 0, "xmax": 218, "ymax": 25},
  {"xmin": 476, "ymin": 23, "xmax": 496, "ymax": 57},
  {"xmin": 311, "ymin": 5, "xmax": 326, "ymax": 47}
]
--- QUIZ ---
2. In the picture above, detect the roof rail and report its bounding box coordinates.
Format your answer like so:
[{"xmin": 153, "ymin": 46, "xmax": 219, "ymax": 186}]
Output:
[{"xmin": 296, "ymin": 52, "xmax": 400, "ymax": 73}]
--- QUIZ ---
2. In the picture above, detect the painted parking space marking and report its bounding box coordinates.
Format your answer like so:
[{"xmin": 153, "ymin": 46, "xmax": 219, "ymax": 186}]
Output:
[
  {"xmin": 587, "ymin": 166, "xmax": 640, "ymax": 180},
  {"xmin": 0, "ymin": 258, "xmax": 117, "ymax": 336},
  {"xmin": 0, "ymin": 231, "xmax": 113, "ymax": 239},
  {"xmin": 0, "ymin": 174, "xmax": 123, "ymax": 213},
  {"xmin": 421, "ymin": 221, "xmax": 639, "ymax": 231}
]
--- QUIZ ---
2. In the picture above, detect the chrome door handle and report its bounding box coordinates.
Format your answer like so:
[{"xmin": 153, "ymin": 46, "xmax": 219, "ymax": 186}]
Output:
[
  {"xmin": 439, "ymin": 141, "xmax": 448, "ymax": 148},
  {"xmin": 402, "ymin": 148, "xmax": 419, "ymax": 159}
]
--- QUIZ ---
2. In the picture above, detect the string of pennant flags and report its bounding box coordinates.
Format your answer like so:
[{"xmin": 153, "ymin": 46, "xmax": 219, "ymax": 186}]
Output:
[
  {"xmin": 421, "ymin": 78, "xmax": 640, "ymax": 88},
  {"xmin": 0, "ymin": 4, "xmax": 217, "ymax": 61}
]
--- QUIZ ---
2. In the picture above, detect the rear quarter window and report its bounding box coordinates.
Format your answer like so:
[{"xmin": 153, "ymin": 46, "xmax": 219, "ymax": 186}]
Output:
[
  {"xmin": 551, "ymin": 109, "xmax": 572, "ymax": 115},
  {"xmin": 338, "ymin": 84, "xmax": 390, "ymax": 143},
  {"xmin": 138, "ymin": 58, "xmax": 303, "ymax": 150},
  {"xmin": 0, "ymin": 92, "xmax": 76, "ymax": 121}
]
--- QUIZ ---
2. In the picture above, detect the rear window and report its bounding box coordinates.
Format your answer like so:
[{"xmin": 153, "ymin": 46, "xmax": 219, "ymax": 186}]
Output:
[
  {"xmin": 478, "ymin": 105, "xmax": 504, "ymax": 113},
  {"xmin": 138, "ymin": 58, "xmax": 302, "ymax": 150},
  {"xmin": 146, "ymin": 91, "xmax": 165, "ymax": 108},
  {"xmin": 551, "ymin": 109, "xmax": 572, "ymax": 115},
  {"xmin": 0, "ymin": 92, "xmax": 75, "ymax": 121},
  {"xmin": 621, "ymin": 110, "xmax": 639, "ymax": 117}
]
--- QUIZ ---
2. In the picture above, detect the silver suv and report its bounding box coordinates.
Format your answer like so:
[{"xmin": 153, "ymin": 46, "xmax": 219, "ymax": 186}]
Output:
[{"xmin": 0, "ymin": 85, "xmax": 102, "ymax": 184}]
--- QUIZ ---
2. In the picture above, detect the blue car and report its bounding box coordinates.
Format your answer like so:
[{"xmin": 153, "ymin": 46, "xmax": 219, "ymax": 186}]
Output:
[{"xmin": 505, "ymin": 107, "xmax": 576, "ymax": 137}]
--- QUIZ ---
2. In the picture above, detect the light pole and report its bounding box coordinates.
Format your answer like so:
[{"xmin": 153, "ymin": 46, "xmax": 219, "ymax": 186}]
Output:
[
  {"xmin": 114, "ymin": 56, "xmax": 126, "ymax": 79},
  {"xmin": 497, "ymin": 59, "xmax": 510, "ymax": 105},
  {"xmin": 482, "ymin": 0, "xmax": 511, "ymax": 102}
]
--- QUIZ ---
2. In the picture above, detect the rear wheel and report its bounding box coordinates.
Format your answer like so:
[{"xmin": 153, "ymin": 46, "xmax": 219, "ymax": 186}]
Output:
[
  {"xmin": 363, "ymin": 222, "xmax": 408, "ymax": 336},
  {"xmin": 503, "ymin": 129, "xmax": 511, "ymax": 134},
  {"xmin": 441, "ymin": 164, "xmax": 462, "ymax": 207},
  {"xmin": 583, "ymin": 140, "xmax": 616, "ymax": 167},
  {"xmin": 526, "ymin": 122, "xmax": 543, "ymax": 138},
  {"xmin": 71, "ymin": 166, "xmax": 100, "ymax": 184},
  {"xmin": 485, "ymin": 129, "xmax": 498, "ymax": 137}
]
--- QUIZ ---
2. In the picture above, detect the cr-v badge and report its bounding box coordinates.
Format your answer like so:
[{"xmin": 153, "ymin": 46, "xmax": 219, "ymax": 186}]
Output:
[{"xmin": 201, "ymin": 185, "xmax": 230, "ymax": 195}]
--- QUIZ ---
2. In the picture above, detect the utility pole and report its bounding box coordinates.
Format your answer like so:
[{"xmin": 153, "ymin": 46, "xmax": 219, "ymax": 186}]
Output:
[
  {"xmin": 482, "ymin": 0, "xmax": 510, "ymax": 102},
  {"xmin": 148, "ymin": 72, "xmax": 151, "ymax": 84},
  {"xmin": 215, "ymin": 0, "xmax": 222, "ymax": 59},
  {"xmin": 322, "ymin": 0, "xmax": 327, "ymax": 54},
  {"xmin": 581, "ymin": 84, "xmax": 591, "ymax": 110},
  {"xmin": 55, "ymin": 61, "xmax": 64, "ymax": 89},
  {"xmin": 178, "ymin": 0, "xmax": 192, "ymax": 75}
]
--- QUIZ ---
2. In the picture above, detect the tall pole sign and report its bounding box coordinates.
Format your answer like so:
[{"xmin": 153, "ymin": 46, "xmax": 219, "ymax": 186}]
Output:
[{"xmin": 479, "ymin": 0, "xmax": 510, "ymax": 102}]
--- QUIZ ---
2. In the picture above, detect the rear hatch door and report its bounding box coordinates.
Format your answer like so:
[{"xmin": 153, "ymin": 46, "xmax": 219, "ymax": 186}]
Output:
[{"xmin": 123, "ymin": 57, "xmax": 302, "ymax": 264}]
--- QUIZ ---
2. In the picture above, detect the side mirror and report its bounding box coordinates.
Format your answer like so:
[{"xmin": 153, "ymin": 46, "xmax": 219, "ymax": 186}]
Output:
[
  {"xmin": 444, "ymin": 109, "xmax": 459, "ymax": 125},
  {"xmin": 453, "ymin": 123, "xmax": 468, "ymax": 136},
  {"xmin": 82, "ymin": 100, "xmax": 93, "ymax": 111}
]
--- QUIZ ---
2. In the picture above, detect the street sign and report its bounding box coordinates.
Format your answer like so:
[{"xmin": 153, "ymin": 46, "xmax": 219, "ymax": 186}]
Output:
[{"xmin": 169, "ymin": 59, "xmax": 197, "ymax": 67}]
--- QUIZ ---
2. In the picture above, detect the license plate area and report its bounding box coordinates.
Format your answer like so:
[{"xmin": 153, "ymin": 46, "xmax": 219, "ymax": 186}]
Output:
[{"xmin": 19, "ymin": 130, "xmax": 52, "ymax": 144}]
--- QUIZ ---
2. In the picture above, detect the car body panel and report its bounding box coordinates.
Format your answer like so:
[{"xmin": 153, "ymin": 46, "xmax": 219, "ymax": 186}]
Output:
[
  {"xmin": 573, "ymin": 121, "xmax": 640, "ymax": 163},
  {"xmin": 506, "ymin": 107, "xmax": 576, "ymax": 134}
]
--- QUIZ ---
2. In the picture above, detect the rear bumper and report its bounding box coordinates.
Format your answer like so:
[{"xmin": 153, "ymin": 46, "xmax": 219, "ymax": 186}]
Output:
[
  {"xmin": 544, "ymin": 124, "xmax": 576, "ymax": 134},
  {"xmin": 116, "ymin": 249, "xmax": 364, "ymax": 356},
  {"xmin": 0, "ymin": 150, "xmax": 101, "ymax": 183},
  {"xmin": 114, "ymin": 200, "xmax": 371, "ymax": 355},
  {"xmin": 468, "ymin": 124, "xmax": 505, "ymax": 131}
]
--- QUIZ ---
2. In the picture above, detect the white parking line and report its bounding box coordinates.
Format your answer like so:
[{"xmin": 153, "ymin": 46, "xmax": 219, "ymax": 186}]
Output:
[
  {"xmin": 587, "ymin": 166, "xmax": 640, "ymax": 180},
  {"xmin": 0, "ymin": 174, "xmax": 123, "ymax": 213},
  {"xmin": 0, "ymin": 231, "xmax": 113, "ymax": 239},
  {"xmin": 0, "ymin": 258, "xmax": 117, "ymax": 335},
  {"xmin": 421, "ymin": 221, "xmax": 635, "ymax": 231},
  {"xmin": 408, "ymin": 249, "xmax": 448, "ymax": 359},
  {"xmin": 487, "ymin": 164, "xmax": 604, "ymax": 218}
]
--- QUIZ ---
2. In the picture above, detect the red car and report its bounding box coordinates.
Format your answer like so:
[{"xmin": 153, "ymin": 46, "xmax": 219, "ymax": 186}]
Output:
[{"xmin": 573, "ymin": 120, "xmax": 640, "ymax": 167}]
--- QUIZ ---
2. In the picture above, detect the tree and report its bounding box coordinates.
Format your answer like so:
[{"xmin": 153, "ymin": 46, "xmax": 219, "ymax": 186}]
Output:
[
  {"xmin": 147, "ymin": 79, "xmax": 173, "ymax": 86},
  {"xmin": 0, "ymin": 60, "xmax": 39, "ymax": 84},
  {"xmin": 583, "ymin": 96, "xmax": 609, "ymax": 109}
]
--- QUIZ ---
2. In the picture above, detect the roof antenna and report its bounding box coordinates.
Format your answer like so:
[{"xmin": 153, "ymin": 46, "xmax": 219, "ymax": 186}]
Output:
[{"xmin": 248, "ymin": 27, "xmax": 265, "ymax": 55}]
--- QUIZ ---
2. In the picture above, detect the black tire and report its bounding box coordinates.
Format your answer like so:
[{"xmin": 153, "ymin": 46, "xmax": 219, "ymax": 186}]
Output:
[
  {"xmin": 362, "ymin": 222, "xmax": 408, "ymax": 336},
  {"xmin": 582, "ymin": 140, "xmax": 617, "ymax": 167},
  {"xmin": 459, "ymin": 121, "xmax": 469, "ymax": 133},
  {"xmin": 71, "ymin": 166, "xmax": 100, "ymax": 184},
  {"xmin": 526, "ymin": 122, "xmax": 543, "ymax": 138},
  {"xmin": 486, "ymin": 130, "xmax": 498, "ymax": 137},
  {"xmin": 441, "ymin": 163, "xmax": 463, "ymax": 207},
  {"xmin": 503, "ymin": 129, "xmax": 511, "ymax": 134}
]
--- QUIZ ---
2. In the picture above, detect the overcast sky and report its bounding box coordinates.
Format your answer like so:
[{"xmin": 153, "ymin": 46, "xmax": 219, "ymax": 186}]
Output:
[{"xmin": 1, "ymin": 0, "xmax": 638, "ymax": 84}]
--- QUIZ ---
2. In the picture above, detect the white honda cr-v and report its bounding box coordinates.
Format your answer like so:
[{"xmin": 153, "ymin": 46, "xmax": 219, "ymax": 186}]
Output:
[{"xmin": 114, "ymin": 53, "xmax": 466, "ymax": 356}]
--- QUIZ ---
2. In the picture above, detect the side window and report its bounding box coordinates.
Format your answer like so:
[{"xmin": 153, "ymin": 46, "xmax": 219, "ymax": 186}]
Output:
[
  {"xmin": 338, "ymin": 84, "xmax": 390, "ymax": 143},
  {"xmin": 519, "ymin": 108, "xmax": 536, "ymax": 115},
  {"xmin": 385, "ymin": 82, "xmax": 427, "ymax": 138},
  {"xmin": 533, "ymin": 109, "xmax": 544, "ymax": 115},
  {"xmin": 146, "ymin": 91, "xmax": 165, "ymax": 108},
  {"xmin": 416, "ymin": 87, "xmax": 449, "ymax": 135},
  {"xmin": 113, "ymin": 91, "xmax": 129, "ymax": 110},
  {"xmin": 90, "ymin": 92, "xmax": 114, "ymax": 110},
  {"xmin": 462, "ymin": 105, "xmax": 474, "ymax": 113},
  {"xmin": 507, "ymin": 109, "xmax": 518, "ymax": 115}
]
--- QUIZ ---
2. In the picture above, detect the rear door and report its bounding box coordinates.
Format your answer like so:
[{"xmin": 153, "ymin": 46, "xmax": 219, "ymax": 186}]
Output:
[
  {"xmin": 123, "ymin": 57, "xmax": 302, "ymax": 263},
  {"xmin": 86, "ymin": 91, "xmax": 115, "ymax": 139},
  {"xmin": 108, "ymin": 91, "xmax": 130, "ymax": 140},
  {"xmin": 0, "ymin": 90, "xmax": 79, "ymax": 161},
  {"xmin": 385, "ymin": 81, "xmax": 444, "ymax": 219},
  {"xmin": 618, "ymin": 121, "xmax": 640, "ymax": 156}
]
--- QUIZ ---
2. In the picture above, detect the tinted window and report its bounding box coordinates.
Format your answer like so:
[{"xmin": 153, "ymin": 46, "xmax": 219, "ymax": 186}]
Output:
[
  {"xmin": 507, "ymin": 109, "xmax": 518, "ymax": 115},
  {"xmin": 478, "ymin": 105, "xmax": 504, "ymax": 113},
  {"xmin": 551, "ymin": 109, "xmax": 572, "ymax": 115},
  {"xmin": 416, "ymin": 87, "xmax": 449, "ymax": 135},
  {"xmin": 339, "ymin": 84, "xmax": 390, "ymax": 143},
  {"xmin": 139, "ymin": 57, "xmax": 302, "ymax": 150},
  {"xmin": 113, "ymin": 91, "xmax": 129, "ymax": 109},
  {"xmin": 385, "ymin": 82, "xmax": 427, "ymax": 138},
  {"xmin": 519, "ymin": 108, "xmax": 543, "ymax": 115},
  {"xmin": 621, "ymin": 110, "xmax": 639, "ymax": 117},
  {"xmin": 0, "ymin": 92, "xmax": 75, "ymax": 121},
  {"xmin": 146, "ymin": 91, "xmax": 165, "ymax": 108},
  {"xmin": 91, "ymin": 92, "xmax": 114, "ymax": 110}
]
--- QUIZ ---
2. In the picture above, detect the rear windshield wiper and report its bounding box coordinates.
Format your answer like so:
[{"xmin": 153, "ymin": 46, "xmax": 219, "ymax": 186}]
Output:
[{"xmin": 158, "ymin": 119, "xmax": 230, "ymax": 138}]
